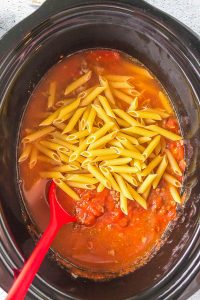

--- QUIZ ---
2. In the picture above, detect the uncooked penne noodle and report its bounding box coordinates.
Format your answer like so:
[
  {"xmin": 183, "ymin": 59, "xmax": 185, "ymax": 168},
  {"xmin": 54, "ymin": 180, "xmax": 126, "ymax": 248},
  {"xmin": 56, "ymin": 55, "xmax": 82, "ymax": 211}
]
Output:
[
  {"xmin": 97, "ymin": 183, "xmax": 105, "ymax": 192},
  {"xmin": 154, "ymin": 143, "xmax": 162, "ymax": 155},
  {"xmin": 29, "ymin": 147, "xmax": 38, "ymax": 169},
  {"xmin": 120, "ymin": 173, "xmax": 138, "ymax": 187},
  {"xmin": 137, "ymin": 174, "xmax": 157, "ymax": 194},
  {"xmin": 92, "ymin": 104, "xmax": 119, "ymax": 129},
  {"xmin": 98, "ymin": 95, "xmax": 116, "ymax": 118},
  {"xmin": 40, "ymin": 140, "xmax": 69, "ymax": 154},
  {"xmin": 87, "ymin": 122, "xmax": 114, "ymax": 144},
  {"xmin": 88, "ymin": 131, "xmax": 117, "ymax": 150},
  {"xmin": 112, "ymin": 89, "xmax": 134, "ymax": 104},
  {"xmin": 114, "ymin": 173, "xmax": 133, "ymax": 200},
  {"xmin": 62, "ymin": 107, "xmax": 86, "ymax": 134},
  {"xmin": 48, "ymin": 81, "xmax": 56, "ymax": 108},
  {"xmin": 117, "ymin": 132, "xmax": 139, "ymax": 145},
  {"xmin": 39, "ymin": 106, "xmax": 60, "ymax": 126},
  {"xmin": 65, "ymin": 174, "xmax": 98, "ymax": 184},
  {"xmin": 142, "ymin": 135, "xmax": 161, "ymax": 160},
  {"xmin": 78, "ymin": 85, "xmax": 98, "ymax": 99},
  {"xmin": 134, "ymin": 160, "xmax": 142, "ymax": 171},
  {"xmin": 80, "ymin": 106, "xmax": 91, "ymax": 130},
  {"xmin": 35, "ymin": 143, "xmax": 60, "ymax": 162},
  {"xmin": 64, "ymin": 71, "xmax": 92, "ymax": 95},
  {"xmin": 110, "ymin": 81, "xmax": 133, "ymax": 89},
  {"xmin": 145, "ymin": 118, "xmax": 157, "ymax": 125},
  {"xmin": 81, "ymin": 86, "xmax": 105, "ymax": 106},
  {"xmin": 144, "ymin": 108, "xmax": 170, "ymax": 118},
  {"xmin": 118, "ymin": 139, "xmax": 139, "ymax": 151},
  {"xmin": 122, "ymin": 126, "xmax": 157, "ymax": 137},
  {"xmin": 138, "ymin": 137, "xmax": 152, "ymax": 144},
  {"xmin": 22, "ymin": 126, "xmax": 55, "ymax": 143},
  {"xmin": 67, "ymin": 181, "xmax": 96, "ymax": 190},
  {"xmin": 169, "ymin": 185, "xmax": 181, "ymax": 203},
  {"xmin": 53, "ymin": 122, "xmax": 66, "ymax": 131},
  {"xmin": 18, "ymin": 143, "xmax": 32, "ymax": 162},
  {"xmin": 37, "ymin": 155, "xmax": 60, "ymax": 165},
  {"xmin": 53, "ymin": 179, "xmax": 80, "ymax": 201},
  {"xmin": 67, "ymin": 129, "xmax": 90, "ymax": 141},
  {"xmin": 57, "ymin": 152, "xmax": 69, "ymax": 163},
  {"xmin": 86, "ymin": 107, "xmax": 97, "ymax": 132},
  {"xmin": 113, "ymin": 109, "xmax": 141, "ymax": 127},
  {"xmin": 58, "ymin": 98, "xmax": 80, "ymax": 119},
  {"xmin": 106, "ymin": 75, "xmax": 134, "ymax": 82},
  {"xmin": 40, "ymin": 171, "xmax": 64, "ymax": 179},
  {"xmin": 142, "ymin": 185, "xmax": 151, "ymax": 200},
  {"xmin": 50, "ymin": 137, "xmax": 78, "ymax": 152},
  {"xmin": 100, "ymin": 167, "xmax": 120, "ymax": 192},
  {"xmin": 115, "ymin": 117, "xmax": 130, "ymax": 128},
  {"xmin": 53, "ymin": 111, "xmax": 74, "ymax": 124},
  {"xmin": 108, "ymin": 165, "xmax": 138, "ymax": 174},
  {"xmin": 122, "ymin": 61, "xmax": 153, "ymax": 79},
  {"xmin": 99, "ymin": 76, "xmax": 115, "ymax": 105},
  {"xmin": 82, "ymin": 148, "xmax": 116, "ymax": 158},
  {"xmin": 129, "ymin": 110, "xmax": 161, "ymax": 120},
  {"xmin": 87, "ymin": 164, "xmax": 111, "ymax": 189},
  {"xmin": 52, "ymin": 164, "xmax": 79, "ymax": 172},
  {"xmin": 163, "ymin": 173, "xmax": 181, "ymax": 187},
  {"xmin": 108, "ymin": 139, "xmax": 124, "ymax": 148},
  {"xmin": 146, "ymin": 125, "xmax": 182, "ymax": 141},
  {"xmin": 136, "ymin": 144, "xmax": 145, "ymax": 152},
  {"xmin": 101, "ymin": 157, "xmax": 132, "ymax": 166},
  {"xmin": 141, "ymin": 155, "xmax": 163, "ymax": 176},
  {"xmin": 158, "ymin": 91, "xmax": 173, "ymax": 114},
  {"xmin": 126, "ymin": 182, "xmax": 147, "ymax": 209},
  {"xmin": 93, "ymin": 154, "xmax": 119, "ymax": 162},
  {"xmin": 55, "ymin": 98, "xmax": 76, "ymax": 108},
  {"xmin": 112, "ymin": 147, "xmax": 144, "ymax": 160},
  {"xmin": 153, "ymin": 155, "xmax": 168, "ymax": 189},
  {"xmin": 128, "ymin": 97, "xmax": 138, "ymax": 111},
  {"xmin": 165, "ymin": 149, "xmax": 182, "ymax": 176},
  {"xmin": 120, "ymin": 194, "xmax": 128, "ymax": 215}
]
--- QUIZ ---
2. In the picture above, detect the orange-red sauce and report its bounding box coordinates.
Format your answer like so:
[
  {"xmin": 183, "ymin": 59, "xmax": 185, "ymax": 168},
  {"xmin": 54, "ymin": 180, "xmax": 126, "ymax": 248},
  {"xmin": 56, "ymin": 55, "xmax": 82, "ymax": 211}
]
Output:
[{"xmin": 19, "ymin": 50, "xmax": 184, "ymax": 279}]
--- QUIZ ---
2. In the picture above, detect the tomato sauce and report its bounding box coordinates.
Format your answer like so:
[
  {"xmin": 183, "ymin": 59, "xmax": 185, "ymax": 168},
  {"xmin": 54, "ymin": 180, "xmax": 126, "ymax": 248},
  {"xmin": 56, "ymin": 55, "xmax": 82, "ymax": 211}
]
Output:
[{"xmin": 19, "ymin": 50, "xmax": 184, "ymax": 279}]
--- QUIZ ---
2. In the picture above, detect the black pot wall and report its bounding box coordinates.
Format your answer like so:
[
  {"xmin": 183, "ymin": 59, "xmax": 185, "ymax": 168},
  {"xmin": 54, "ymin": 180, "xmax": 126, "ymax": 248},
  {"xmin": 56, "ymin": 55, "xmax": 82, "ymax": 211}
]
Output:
[{"xmin": 0, "ymin": 1, "xmax": 200, "ymax": 299}]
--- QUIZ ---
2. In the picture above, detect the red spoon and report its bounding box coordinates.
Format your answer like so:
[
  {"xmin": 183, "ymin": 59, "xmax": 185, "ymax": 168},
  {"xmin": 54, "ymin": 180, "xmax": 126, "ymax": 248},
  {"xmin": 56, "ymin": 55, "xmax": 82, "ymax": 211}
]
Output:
[{"xmin": 6, "ymin": 181, "xmax": 77, "ymax": 300}]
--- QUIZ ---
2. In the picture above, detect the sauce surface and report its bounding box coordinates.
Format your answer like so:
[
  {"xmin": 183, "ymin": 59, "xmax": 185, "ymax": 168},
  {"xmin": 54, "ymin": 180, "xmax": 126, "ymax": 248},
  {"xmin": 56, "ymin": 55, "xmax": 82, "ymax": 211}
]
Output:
[{"xmin": 19, "ymin": 50, "xmax": 184, "ymax": 279}]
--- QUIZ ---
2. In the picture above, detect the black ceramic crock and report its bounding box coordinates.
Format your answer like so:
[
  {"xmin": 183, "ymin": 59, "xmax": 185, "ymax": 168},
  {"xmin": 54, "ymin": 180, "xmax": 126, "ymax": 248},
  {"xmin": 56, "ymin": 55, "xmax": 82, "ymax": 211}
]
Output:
[{"xmin": 0, "ymin": 0, "xmax": 200, "ymax": 299}]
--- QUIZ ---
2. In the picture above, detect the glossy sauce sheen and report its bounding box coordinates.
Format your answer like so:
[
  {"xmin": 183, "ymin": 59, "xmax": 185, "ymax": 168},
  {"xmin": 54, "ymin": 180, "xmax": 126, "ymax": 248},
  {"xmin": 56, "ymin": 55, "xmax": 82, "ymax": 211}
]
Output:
[{"xmin": 19, "ymin": 50, "xmax": 184, "ymax": 279}]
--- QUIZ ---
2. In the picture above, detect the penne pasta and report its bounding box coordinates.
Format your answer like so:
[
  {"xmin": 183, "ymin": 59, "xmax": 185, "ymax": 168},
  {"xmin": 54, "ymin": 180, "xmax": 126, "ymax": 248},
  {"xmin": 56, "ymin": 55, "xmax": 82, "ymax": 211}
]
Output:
[
  {"xmin": 66, "ymin": 129, "xmax": 90, "ymax": 141},
  {"xmin": 86, "ymin": 107, "xmax": 97, "ymax": 132},
  {"xmin": 120, "ymin": 173, "xmax": 138, "ymax": 187},
  {"xmin": 93, "ymin": 154, "xmax": 119, "ymax": 162},
  {"xmin": 55, "ymin": 98, "xmax": 76, "ymax": 108},
  {"xmin": 137, "ymin": 174, "xmax": 158, "ymax": 194},
  {"xmin": 128, "ymin": 97, "xmax": 138, "ymax": 111},
  {"xmin": 52, "ymin": 164, "xmax": 80, "ymax": 172},
  {"xmin": 169, "ymin": 185, "xmax": 181, "ymax": 203},
  {"xmin": 154, "ymin": 143, "xmax": 162, "ymax": 155},
  {"xmin": 40, "ymin": 140, "xmax": 69, "ymax": 154},
  {"xmin": 53, "ymin": 111, "xmax": 74, "ymax": 124},
  {"xmin": 81, "ymin": 158, "xmax": 94, "ymax": 168},
  {"xmin": 92, "ymin": 104, "xmax": 119, "ymax": 129},
  {"xmin": 108, "ymin": 165, "xmax": 138, "ymax": 174},
  {"xmin": 112, "ymin": 147, "xmax": 144, "ymax": 160},
  {"xmin": 122, "ymin": 126, "xmax": 157, "ymax": 137},
  {"xmin": 121, "ymin": 88, "xmax": 141, "ymax": 97},
  {"xmin": 120, "ymin": 194, "xmax": 128, "ymax": 215},
  {"xmin": 158, "ymin": 91, "xmax": 173, "ymax": 114},
  {"xmin": 106, "ymin": 75, "xmax": 134, "ymax": 82},
  {"xmin": 69, "ymin": 138, "xmax": 89, "ymax": 162},
  {"xmin": 29, "ymin": 147, "xmax": 38, "ymax": 169},
  {"xmin": 115, "ymin": 117, "xmax": 130, "ymax": 128},
  {"xmin": 138, "ymin": 136, "xmax": 152, "ymax": 144},
  {"xmin": 35, "ymin": 143, "xmax": 60, "ymax": 162},
  {"xmin": 58, "ymin": 98, "xmax": 81, "ymax": 119},
  {"xmin": 40, "ymin": 171, "xmax": 64, "ymax": 179},
  {"xmin": 126, "ymin": 182, "xmax": 147, "ymax": 209},
  {"xmin": 50, "ymin": 136, "xmax": 78, "ymax": 151},
  {"xmin": 146, "ymin": 125, "xmax": 182, "ymax": 141},
  {"xmin": 114, "ymin": 174, "xmax": 133, "ymax": 200},
  {"xmin": 53, "ymin": 179, "xmax": 80, "ymax": 201},
  {"xmin": 117, "ymin": 132, "xmax": 139, "ymax": 145},
  {"xmin": 18, "ymin": 144, "xmax": 32, "ymax": 162},
  {"xmin": 37, "ymin": 155, "xmax": 60, "ymax": 165},
  {"xmin": 141, "ymin": 155, "xmax": 163, "ymax": 176},
  {"xmin": 101, "ymin": 157, "xmax": 132, "ymax": 166},
  {"xmin": 100, "ymin": 167, "xmax": 120, "ymax": 192},
  {"xmin": 80, "ymin": 106, "xmax": 91, "ymax": 130},
  {"xmin": 82, "ymin": 148, "xmax": 116, "ymax": 157},
  {"xmin": 57, "ymin": 152, "xmax": 69, "ymax": 163},
  {"xmin": 48, "ymin": 81, "xmax": 57, "ymax": 108},
  {"xmin": 110, "ymin": 81, "xmax": 133, "ymax": 89},
  {"xmin": 98, "ymin": 95, "xmax": 116, "ymax": 118},
  {"xmin": 67, "ymin": 181, "xmax": 96, "ymax": 190},
  {"xmin": 65, "ymin": 174, "xmax": 98, "ymax": 184},
  {"xmin": 129, "ymin": 110, "xmax": 161, "ymax": 120},
  {"xmin": 99, "ymin": 76, "xmax": 115, "ymax": 105},
  {"xmin": 62, "ymin": 107, "xmax": 86, "ymax": 134},
  {"xmin": 87, "ymin": 122, "xmax": 114, "ymax": 144},
  {"xmin": 78, "ymin": 85, "xmax": 98, "ymax": 99},
  {"xmin": 81, "ymin": 86, "xmax": 106, "ymax": 106},
  {"xmin": 88, "ymin": 131, "xmax": 117, "ymax": 150},
  {"xmin": 142, "ymin": 135, "xmax": 161, "ymax": 160},
  {"xmin": 87, "ymin": 164, "xmax": 111, "ymax": 189},
  {"xmin": 112, "ymin": 89, "xmax": 134, "ymax": 104},
  {"xmin": 64, "ymin": 70, "xmax": 92, "ymax": 95},
  {"xmin": 39, "ymin": 108, "xmax": 61, "ymax": 127},
  {"xmin": 142, "ymin": 185, "xmax": 151, "ymax": 200},
  {"xmin": 53, "ymin": 122, "xmax": 66, "ymax": 131},
  {"xmin": 22, "ymin": 126, "xmax": 55, "ymax": 143},
  {"xmin": 152, "ymin": 155, "xmax": 168, "ymax": 189},
  {"xmin": 113, "ymin": 109, "xmax": 141, "ymax": 127},
  {"xmin": 117, "ymin": 138, "xmax": 139, "ymax": 151},
  {"xmin": 165, "ymin": 149, "xmax": 182, "ymax": 176},
  {"xmin": 97, "ymin": 183, "xmax": 105, "ymax": 192},
  {"xmin": 163, "ymin": 173, "xmax": 181, "ymax": 187}
]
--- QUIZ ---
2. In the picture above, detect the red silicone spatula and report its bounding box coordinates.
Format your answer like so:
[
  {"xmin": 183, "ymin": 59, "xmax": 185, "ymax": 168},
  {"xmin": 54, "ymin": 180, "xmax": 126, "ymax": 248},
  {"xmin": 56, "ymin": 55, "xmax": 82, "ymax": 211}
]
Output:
[{"xmin": 6, "ymin": 181, "xmax": 77, "ymax": 300}]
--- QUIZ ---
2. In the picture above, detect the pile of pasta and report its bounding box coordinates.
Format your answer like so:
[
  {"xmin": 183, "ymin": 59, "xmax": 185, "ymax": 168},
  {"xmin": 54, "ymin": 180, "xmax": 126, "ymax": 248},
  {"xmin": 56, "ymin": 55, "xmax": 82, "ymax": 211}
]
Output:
[{"xmin": 19, "ymin": 70, "xmax": 183, "ymax": 214}]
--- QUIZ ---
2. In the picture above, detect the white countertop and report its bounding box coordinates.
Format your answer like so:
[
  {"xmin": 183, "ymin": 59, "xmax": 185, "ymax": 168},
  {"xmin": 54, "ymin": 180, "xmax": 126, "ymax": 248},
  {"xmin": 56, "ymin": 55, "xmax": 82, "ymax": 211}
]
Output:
[{"xmin": 0, "ymin": 1, "xmax": 199, "ymax": 299}]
